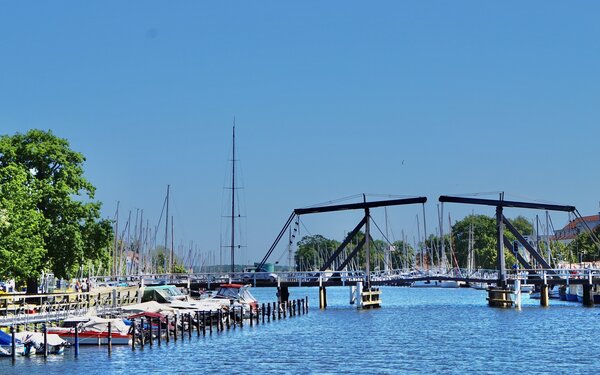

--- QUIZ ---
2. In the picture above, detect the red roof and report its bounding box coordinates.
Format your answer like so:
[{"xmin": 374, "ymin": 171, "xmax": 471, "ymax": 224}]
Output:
[{"xmin": 561, "ymin": 215, "xmax": 600, "ymax": 231}]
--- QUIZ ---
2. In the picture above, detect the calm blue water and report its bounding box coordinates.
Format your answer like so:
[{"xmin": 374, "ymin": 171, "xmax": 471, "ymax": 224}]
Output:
[{"xmin": 2, "ymin": 287, "xmax": 600, "ymax": 374}]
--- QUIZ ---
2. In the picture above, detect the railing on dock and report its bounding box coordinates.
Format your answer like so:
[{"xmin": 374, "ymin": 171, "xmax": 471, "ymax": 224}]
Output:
[{"xmin": 0, "ymin": 287, "xmax": 139, "ymax": 326}]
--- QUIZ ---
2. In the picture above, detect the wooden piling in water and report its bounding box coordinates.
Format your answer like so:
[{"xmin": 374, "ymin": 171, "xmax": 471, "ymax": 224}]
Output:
[
  {"xmin": 202, "ymin": 311, "xmax": 206, "ymax": 335},
  {"xmin": 140, "ymin": 318, "xmax": 145, "ymax": 347},
  {"xmin": 131, "ymin": 320, "xmax": 136, "ymax": 350},
  {"xmin": 583, "ymin": 284, "xmax": 594, "ymax": 307},
  {"xmin": 75, "ymin": 325, "xmax": 80, "ymax": 356},
  {"xmin": 209, "ymin": 310, "xmax": 213, "ymax": 333},
  {"xmin": 10, "ymin": 325, "xmax": 15, "ymax": 361},
  {"xmin": 173, "ymin": 315, "xmax": 177, "ymax": 341},
  {"xmin": 148, "ymin": 317, "xmax": 153, "ymax": 346},
  {"xmin": 165, "ymin": 316, "xmax": 170, "ymax": 343},
  {"xmin": 540, "ymin": 284, "xmax": 549, "ymax": 307},
  {"xmin": 188, "ymin": 313, "xmax": 192, "ymax": 339},
  {"xmin": 319, "ymin": 286, "xmax": 327, "ymax": 309},
  {"xmin": 108, "ymin": 321, "xmax": 112, "ymax": 352},
  {"xmin": 157, "ymin": 317, "xmax": 162, "ymax": 345},
  {"xmin": 196, "ymin": 311, "xmax": 201, "ymax": 336},
  {"xmin": 42, "ymin": 323, "xmax": 47, "ymax": 357},
  {"xmin": 262, "ymin": 303, "xmax": 265, "ymax": 324}
]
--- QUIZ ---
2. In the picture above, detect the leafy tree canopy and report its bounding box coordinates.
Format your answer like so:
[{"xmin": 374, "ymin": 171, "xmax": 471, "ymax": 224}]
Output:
[{"xmin": 0, "ymin": 129, "xmax": 113, "ymax": 286}]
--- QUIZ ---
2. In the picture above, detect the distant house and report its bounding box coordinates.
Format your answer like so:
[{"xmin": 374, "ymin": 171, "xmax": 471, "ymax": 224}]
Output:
[{"xmin": 553, "ymin": 214, "xmax": 600, "ymax": 244}]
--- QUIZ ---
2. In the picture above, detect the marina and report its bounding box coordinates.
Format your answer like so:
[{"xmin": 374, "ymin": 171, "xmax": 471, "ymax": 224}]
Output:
[{"xmin": 1, "ymin": 286, "xmax": 600, "ymax": 374}]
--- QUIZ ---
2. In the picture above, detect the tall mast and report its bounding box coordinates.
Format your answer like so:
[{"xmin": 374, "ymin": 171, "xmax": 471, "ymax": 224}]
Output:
[
  {"xmin": 164, "ymin": 184, "xmax": 170, "ymax": 274},
  {"xmin": 231, "ymin": 124, "xmax": 236, "ymax": 273},
  {"xmin": 113, "ymin": 201, "xmax": 120, "ymax": 277}
]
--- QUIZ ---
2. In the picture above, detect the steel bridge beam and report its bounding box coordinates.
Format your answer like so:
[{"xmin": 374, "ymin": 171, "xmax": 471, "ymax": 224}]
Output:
[
  {"xmin": 294, "ymin": 197, "xmax": 427, "ymax": 216},
  {"xmin": 320, "ymin": 216, "xmax": 367, "ymax": 272},
  {"xmin": 438, "ymin": 195, "xmax": 575, "ymax": 212}
]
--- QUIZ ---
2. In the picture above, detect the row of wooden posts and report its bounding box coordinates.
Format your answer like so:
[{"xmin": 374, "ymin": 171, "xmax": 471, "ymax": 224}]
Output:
[
  {"xmin": 6, "ymin": 297, "xmax": 309, "ymax": 361},
  {"xmin": 130, "ymin": 297, "xmax": 309, "ymax": 351}
]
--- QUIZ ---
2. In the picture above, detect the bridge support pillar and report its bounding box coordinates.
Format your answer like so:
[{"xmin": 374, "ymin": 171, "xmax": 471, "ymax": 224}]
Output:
[
  {"xmin": 513, "ymin": 278, "xmax": 522, "ymax": 309},
  {"xmin": 582, "ymin": 284, "xmax": 594, "ymax": 307},
  {"xmin": 487, "ymin": 288, "xmax": 513, "ymax": 308},
  {"xmin": 540, "ymin": 284, "xmax": 549, "ymax": 307},
  {"xmin": 277, "ymin": 286, "xmax": 289, "ymax": 304},
  {"xmin": 319, "ymin": 286, "xmax": 327, "ymax": 309}
]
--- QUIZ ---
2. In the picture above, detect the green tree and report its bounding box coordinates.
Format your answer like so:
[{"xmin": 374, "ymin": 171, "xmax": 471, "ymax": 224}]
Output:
[
  {"xmin": 295, "ymin": 235, "xmax": 340, "ymax": 271},
  {"xmin": 0, "ymin": 164, "xmax": 48, "ymax": 284},
  {"xmin": 570, "ymin": 225, "xmax": 600, "ymax": 262},
  {"xmin": 451, "ymin": 214, "xmax": 498, "ymax": 270},
  {"xmin": 0, "ymin": 129, "xmax": 113, "ymax": 292},
  {"xmin": 390, "ymin": 240, "xmax": 415, "ymax": 270}
]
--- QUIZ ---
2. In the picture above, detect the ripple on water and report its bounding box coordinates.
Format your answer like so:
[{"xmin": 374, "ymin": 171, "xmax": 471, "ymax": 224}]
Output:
[{"xmin": 2, "ymin": 287, "xmax": 600, "ymax": 374}]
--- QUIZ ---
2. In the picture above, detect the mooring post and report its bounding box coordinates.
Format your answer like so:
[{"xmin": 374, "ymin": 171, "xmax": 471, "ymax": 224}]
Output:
[
  {"xmin": 319, "ymin": 286, "xmax": 327, "ymax": 309},
  {"xmin": 196, "ymin": 311, "xmax": 200, "ymax": 337},
  {"xmin": 187, "ymin": 313, "xmax": 191, "ymax": 338},
  {"xmin": 157, "ymin": 317, "xmax": 162, "ymax": 345},
  {"xmin": 42, "ymin": 323, "xmax": 48, "ymax": 358},
  {"xmin": 140, "ymin": 318, "xmax": 145, "ymax": 348},
  {"xmin": 250, "ymin": 307, "xmax": 254, "ymax": 326},
  {"xmin": 10, "ymin": 325, "xmax": 15, "ymax": 361},
  {"xmin": 513, "ymin": 278, "xmax": 522, "ymax": 310},
  {"xmin": 256, "ymin": 306, "xmax": 260, "ymax": 325},
  {"xmin": 306, "ymin": 296, "xmax": 309, "ymax": 313},
  {"xmin": 165, "ymin": 315, "xmax": 170, "ymax": 343},
  {"xmin": 201, "ymin": 311, "xmax": 206, "ymax": 335},
  {"xmin": 108, "ymin": 321, "xmax": 112, "ymax": 352},
  {"xmin": 540, "ymin": 271, "xmax": 549, "ymax": 307},
  {"xmin": 583, "ymin": 270, "xmax": 594, "ymax": 307},
  {"xmin": 209, "ymin": 310, "xmax": 213, "ymax": 333},
  {"xmin": 148, "ymin": 317, "xmax": 153, "ymax": 346},
  {"xmin": 272, "ymin": 302, "xmax": 276, "ymax": 320},
  {"xmin": 131, "ymin": 320, "xmax": 136, "ymax": 350},
  {"xmin": 226, "ymin": 309, "xmax": 231, "ymax": 329},
  {"xmin": 173, "ymin": 314, "xmax": 177, "ymax": 342},
  {"xmin": 262, "ymin": 303, "xmax": 265, "ymax": 324},
  {"xmin": 239, "ymin": 307, "xmax": 244, "ymax": 327}
]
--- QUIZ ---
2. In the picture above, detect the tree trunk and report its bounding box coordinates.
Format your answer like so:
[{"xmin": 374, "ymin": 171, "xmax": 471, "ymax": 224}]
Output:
[{"xmin": 26, "ymin": 277, "xmax": 39, "ymax": 305}]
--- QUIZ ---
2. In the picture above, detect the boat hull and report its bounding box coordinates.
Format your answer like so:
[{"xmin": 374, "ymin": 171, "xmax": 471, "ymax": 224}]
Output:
[{"xmin": 47, "ymin": 329, "xmax": 130, "ymax": 345}]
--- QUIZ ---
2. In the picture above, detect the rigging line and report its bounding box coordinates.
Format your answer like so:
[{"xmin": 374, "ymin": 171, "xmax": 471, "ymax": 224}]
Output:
[
  {"xmin": 369, "ymin": 216, "xmax": 394, "ymax": 247},
  {"xmin": 299, "ymin": 217, "xmax": 312, "ymax": 237},
  {"xmin": 574, "ymin": 209, "xmax": 600, "ymax": 253},
  {"xmin": 155, "ymin": 192, "xmax": 168, "ymax": 235},
  {"xmin": 449, "ymin": 191, "xmax": 504, "ymax": 197},
  {"xmin": 364, "ymin": 193, "xmax": 417, "ymax": 199},
  {"xmin": 501, "ymin": 191, "xmax": 568, "ymax": 206},
  {"xmin": 305, "ymin": 194, "xmax": 364, "ymax": 208}
]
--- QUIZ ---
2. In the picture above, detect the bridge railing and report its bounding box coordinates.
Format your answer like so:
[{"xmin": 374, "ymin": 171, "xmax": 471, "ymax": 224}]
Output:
[{"xmin": 505, "ymin": 268, "xmax": 600, "ymax": 282}]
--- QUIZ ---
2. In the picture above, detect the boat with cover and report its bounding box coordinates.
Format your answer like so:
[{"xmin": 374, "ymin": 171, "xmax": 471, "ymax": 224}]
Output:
[
  {"xmin": 208, "ymin": 283, "xmax": 259, "ymax": 312},
  {"xmin": 0, "ymin": 330, "xmax": 24, "ymax": 357},
  {"xmin": 14, "ymin": 331, "xmax": 68, "ymax": 355},
  {"xmin": 47, "ymin": 316, "xmax": 130, "ymax": 345}
]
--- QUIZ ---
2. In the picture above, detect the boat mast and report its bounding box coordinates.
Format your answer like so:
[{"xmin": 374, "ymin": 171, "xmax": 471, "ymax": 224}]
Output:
[
  {"xmin": 164, "ymin": 184, "xmax": 170, "ymax": 274},
  {"xmin": 231, "ymin": 124, "xmax": 236, "ymax": 273},
  {"xmin": 113, "ymin": 201, "xmax": 119, "ymax": 277}
]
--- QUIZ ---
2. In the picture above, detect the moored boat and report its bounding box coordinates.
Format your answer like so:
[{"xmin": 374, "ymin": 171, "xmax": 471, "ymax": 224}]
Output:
[{"xmin": 47, "ymin": 316, "xmax": 130, "ymax": 345}]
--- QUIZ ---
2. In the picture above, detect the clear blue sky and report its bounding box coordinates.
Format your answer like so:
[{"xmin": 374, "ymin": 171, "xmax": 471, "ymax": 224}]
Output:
[{"xmin": 1, "ymin": 2, "xmax": 599, "ymax": 267}]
